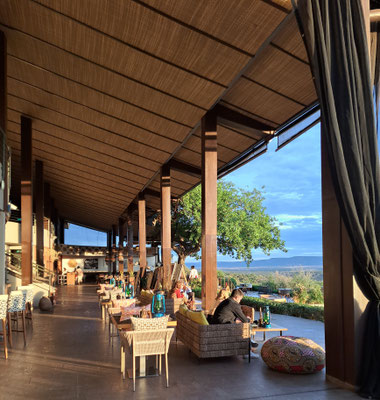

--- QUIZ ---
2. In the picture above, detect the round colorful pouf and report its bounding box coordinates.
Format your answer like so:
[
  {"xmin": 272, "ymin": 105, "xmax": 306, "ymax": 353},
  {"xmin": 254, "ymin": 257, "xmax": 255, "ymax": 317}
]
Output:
[{"xmin": 261, "ymin": 336, "xmax": 325, "ymax": 374}]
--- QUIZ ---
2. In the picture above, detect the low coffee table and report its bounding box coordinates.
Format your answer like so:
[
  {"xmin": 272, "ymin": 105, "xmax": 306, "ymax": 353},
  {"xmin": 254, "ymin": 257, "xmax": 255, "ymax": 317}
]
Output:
[{"xmin": 250, "ymin": 323, "xmax": 288, "ymax": 341}]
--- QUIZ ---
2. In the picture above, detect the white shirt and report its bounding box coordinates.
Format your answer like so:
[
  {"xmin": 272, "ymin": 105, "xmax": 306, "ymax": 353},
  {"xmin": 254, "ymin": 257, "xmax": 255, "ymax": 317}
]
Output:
[{"xmin": 189, "ymin": 269, "xmax": 198, "ymax": 279}]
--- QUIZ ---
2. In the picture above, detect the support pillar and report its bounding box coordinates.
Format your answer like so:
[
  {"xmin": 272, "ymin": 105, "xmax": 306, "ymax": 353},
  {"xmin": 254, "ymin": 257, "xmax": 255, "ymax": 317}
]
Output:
[
  {"xmin": 0, "ymin": 31, "xmax": 6, "ymax": 294},
  {"xmin": 57, "ymin": 253, "xmax": 62, "ymax": 274},
  {"xmin": 322, "ymin": 130, "xmax": 368, "ymax": 388},
  {"xmin": 21, "ymin": 116, "xmax": 33, "ymax": 285},
  {"xmin": 201, "ymin": 110, "xmax": 218, "ymax": 312},
  {"xmin": 138, "ymin": 194, "xmax": 147, "ymax": 276},
  {"xmin": 321, "ymin": 0, "xmax": 370, "ymax": 389},
  {"xmin": 161, "ymin": 164, "xmax": 171, "ymax": 291},
  {"xmin": 44, "ymin": 182, "xmax": 51, "ymax": 270},
  {"xmin": 35, "ymin": 160, "xmax": 44, "ymax": 267},
  {"xmin": 118, "ymin": 217, "xmax": 125, "ymax": 275},
  {"xmin": 44, "ymin": 182, "xmax": 50, "ymax": 219},
  {"xmin": 112, "ymin": 224, "xmax": 117, "ymax": 275},
  {"xmin": 106, "ymin": 230, "xmax": 111, "ymax": 273},
  {"xmin": 59, "ymin": 217, "xmax": 65, "ymax": 245},
  {"xmin": 127, "ymin": 212, "xmax": 134, "ymax": 274}
]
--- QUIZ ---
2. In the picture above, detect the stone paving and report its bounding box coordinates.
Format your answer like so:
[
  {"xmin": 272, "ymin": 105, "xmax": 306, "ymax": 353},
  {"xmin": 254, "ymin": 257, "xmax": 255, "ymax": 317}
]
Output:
[{"xmin": 0, "ymin": 285, "xmax": 361, "ymax": 399}]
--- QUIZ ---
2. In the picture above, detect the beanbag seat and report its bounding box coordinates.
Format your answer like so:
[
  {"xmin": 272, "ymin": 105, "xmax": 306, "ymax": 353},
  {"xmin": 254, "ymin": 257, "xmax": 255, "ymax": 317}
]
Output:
[{"xmin": 261, "ymin": 336, "xmax": 325, "ymax": 374}]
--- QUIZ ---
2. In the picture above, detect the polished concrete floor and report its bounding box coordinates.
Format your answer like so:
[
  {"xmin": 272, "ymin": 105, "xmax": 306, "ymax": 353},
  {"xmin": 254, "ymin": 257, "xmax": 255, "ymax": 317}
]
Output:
[{"xmin": 0, "ymin": 285, "xmax": 361, "ymax": 400}]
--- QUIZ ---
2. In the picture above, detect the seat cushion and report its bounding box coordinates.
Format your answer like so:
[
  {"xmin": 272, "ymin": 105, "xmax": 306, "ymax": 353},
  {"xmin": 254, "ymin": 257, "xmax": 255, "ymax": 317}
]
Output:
[
  {"xmin": 187, "ymin": 310, "xmax": 209, "ymax": 325},
  {"xmin": 261, "ymin": 336, "xmax": 325, "ymax": 374},
  {"xmin": 178, "ymin": 304, "xmax": 188, "ymax": 316}
]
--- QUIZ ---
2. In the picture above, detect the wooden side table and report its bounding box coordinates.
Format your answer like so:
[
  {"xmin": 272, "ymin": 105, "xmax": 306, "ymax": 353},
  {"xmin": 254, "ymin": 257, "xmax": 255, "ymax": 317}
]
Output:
[{"xmin": 250, "ymin": 323, "xmax": 288, "ymax": 341}]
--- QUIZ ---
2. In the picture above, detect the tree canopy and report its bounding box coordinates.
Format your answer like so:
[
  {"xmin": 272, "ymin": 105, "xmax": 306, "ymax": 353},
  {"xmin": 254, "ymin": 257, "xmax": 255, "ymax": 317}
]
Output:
[{"xmin": 168, "ymin": 180, "xmax": 286, "ymax": 265}]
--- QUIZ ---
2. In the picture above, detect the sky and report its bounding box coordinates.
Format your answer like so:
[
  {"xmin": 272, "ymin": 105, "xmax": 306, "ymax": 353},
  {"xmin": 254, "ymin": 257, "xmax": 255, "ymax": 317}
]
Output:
[{"xmin": 65, "ymin": 124, "xmax": 322, "ymax": 260}]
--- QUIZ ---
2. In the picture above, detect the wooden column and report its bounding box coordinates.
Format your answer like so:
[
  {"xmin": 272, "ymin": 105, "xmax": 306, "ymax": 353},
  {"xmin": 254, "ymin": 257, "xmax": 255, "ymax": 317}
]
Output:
[
  {"xmin": 112, "ymin": 224, "xmax": 117, "ymax": 275},
  {"xmin": 138, "ymin": 194, "xmax": 147, "ymax": 276},
  {"xmin": 44, "ymin": 182, "xmax": 50, "ymax": 219},
  {"xmin": 59, "ymin": 217, "xmax": 65, "ymax": 245},
  {"xmin": 161, "ymin": 164, "xmax": 171, "ymax": 291},
  {"xmin": 0, "ymin": 31, "xmax": 6, "ymax": 294},
  {"xmin": 118, "ymin": 217, "xmax": 125, "ymax": 275},
  {"xmin": 321, "ymin": 1, "xmax": 370, "ymax": 388},
  {"xmin": 106, "ymin": 230, "xmax": 111, "ymax": 273},
  {"xmin": 201, "ymin": 110, "xmax": 218, "ymax": 312},
  {"xmin": 57, "ymin": 253, "xmax": 62, "ymax": 274},
  {"xmin": 322, "ymin": 132, "xmax": 368, "ymax": 388},
  {"xmin": 127, "ymin": 212, "xmax": 134, "ymax": 274},
  {"xmin": 21, "ymin": 116, "xmax": 33, "ymax": 285},
  {"xmin": 44, "ymin": 182, "xmax": 51, "ymax": 250},
  {"xmin": 35, "ymin": 160, "xmax": 44, "ymax": 267}
]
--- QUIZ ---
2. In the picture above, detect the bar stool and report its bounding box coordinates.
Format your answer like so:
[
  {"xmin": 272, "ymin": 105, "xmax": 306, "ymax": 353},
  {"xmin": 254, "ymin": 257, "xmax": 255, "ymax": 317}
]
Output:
[
  {"xmin": 18, "ymin": 286, "xmax": 34, "ymax": 325},
  {"xmin": 0, "ymin": 294, "xmax": 9, "ymax": 359},
  {"xmin": 7, "ymin": 290, "xmax": 27, "ymax": 347}
]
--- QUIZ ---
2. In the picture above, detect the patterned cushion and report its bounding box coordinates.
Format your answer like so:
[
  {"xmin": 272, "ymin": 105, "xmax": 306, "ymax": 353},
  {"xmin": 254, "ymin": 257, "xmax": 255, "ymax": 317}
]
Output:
[
  {"xmin": 0, "ymin": 294, "xmax": 8, "ymax": 319},
  {"xmin": 261, "ymin": 336, "xmax": 325, "ymax": 374},
  {"xmin": 18, "ymin": 286, "xmax": 34, "ymax": 304},
  {"xmin": 131, "ymin": 315, "xmax": 169, "ymax": 331},
  {"xmin": 7, "ymin": 291, "xmax": 25, "ymax": 313}
]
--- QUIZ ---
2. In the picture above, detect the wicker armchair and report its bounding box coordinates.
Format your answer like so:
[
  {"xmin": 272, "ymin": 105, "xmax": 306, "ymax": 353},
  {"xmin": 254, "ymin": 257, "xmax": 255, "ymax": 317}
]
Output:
[
  {"xmin": 120, "ymin": 328, "xmax": 174, "ymax": 391},
  {"xmin": 176, "ymin": 305, "xmax": 253, "ymax": 359}
]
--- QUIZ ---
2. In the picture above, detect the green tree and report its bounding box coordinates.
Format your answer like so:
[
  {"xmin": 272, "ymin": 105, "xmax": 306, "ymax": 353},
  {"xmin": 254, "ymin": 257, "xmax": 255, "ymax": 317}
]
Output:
[{"xmin": 169, "ymin": 180, "xmax": 286, "ymax": 265}]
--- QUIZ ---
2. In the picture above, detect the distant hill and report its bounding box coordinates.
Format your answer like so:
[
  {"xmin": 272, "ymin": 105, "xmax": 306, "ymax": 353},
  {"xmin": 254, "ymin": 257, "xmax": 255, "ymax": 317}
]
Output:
[{"xmin": 190, "ymin": 256, "xmax": 323, "ymax": 271}]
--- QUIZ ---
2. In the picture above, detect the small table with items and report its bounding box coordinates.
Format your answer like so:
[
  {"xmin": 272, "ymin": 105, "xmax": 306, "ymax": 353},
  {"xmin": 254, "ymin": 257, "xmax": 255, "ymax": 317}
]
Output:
[{"xmin": 250, "ymin": 323, "xmax": 288, "ymax": 341}]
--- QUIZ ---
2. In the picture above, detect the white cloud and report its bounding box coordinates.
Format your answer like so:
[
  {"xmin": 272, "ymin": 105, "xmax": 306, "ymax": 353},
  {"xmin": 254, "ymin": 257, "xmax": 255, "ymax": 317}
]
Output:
[
  {"xmin": 267, "ymin": 191, "xmax": 304, "ymax": 201},
  {"xmin": 275, "ymin": 213, "xmax": 322, "ymax": 230}
]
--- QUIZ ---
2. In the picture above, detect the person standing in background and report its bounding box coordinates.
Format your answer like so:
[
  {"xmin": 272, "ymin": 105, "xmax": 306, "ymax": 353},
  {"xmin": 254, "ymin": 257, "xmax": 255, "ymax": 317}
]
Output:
[{"xmin": 188, "ymin": 265, "xmax": 199, "ymax": 282}]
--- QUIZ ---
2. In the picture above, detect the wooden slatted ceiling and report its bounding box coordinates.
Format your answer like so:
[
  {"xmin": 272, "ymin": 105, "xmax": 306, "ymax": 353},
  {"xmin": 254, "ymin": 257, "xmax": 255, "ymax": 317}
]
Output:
[{"xmin": 0, "ymin": 0, "xmax": 318, "ymax": 231}]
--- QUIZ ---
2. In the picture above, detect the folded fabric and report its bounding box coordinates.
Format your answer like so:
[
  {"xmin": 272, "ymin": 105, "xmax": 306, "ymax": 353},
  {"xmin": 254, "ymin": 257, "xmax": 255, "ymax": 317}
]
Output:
[{"xmin": 113, "ymin": 298, "xmax": 136, "ymax": 308}]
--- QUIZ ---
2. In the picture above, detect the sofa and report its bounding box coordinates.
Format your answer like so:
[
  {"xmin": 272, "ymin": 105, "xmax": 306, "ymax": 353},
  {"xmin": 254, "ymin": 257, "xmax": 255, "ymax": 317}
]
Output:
[{"xmin": 175, "ymin": 309, "xmax": 251, "ymax": 359}]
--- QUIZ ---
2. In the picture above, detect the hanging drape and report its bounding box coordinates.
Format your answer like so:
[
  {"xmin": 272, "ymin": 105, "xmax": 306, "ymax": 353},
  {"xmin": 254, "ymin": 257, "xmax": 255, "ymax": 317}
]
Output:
[{"xmin": 292, "ymin": 1, "xmax": 380, "ymax": 398}]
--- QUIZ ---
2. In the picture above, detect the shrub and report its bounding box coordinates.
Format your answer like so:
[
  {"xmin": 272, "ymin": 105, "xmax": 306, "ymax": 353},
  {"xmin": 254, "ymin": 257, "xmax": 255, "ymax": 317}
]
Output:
[
  {"xmin": 241, "ymin": 297, "xmax": 324, "ymax": 322},
  {"xmin": 193, "ymin": 288, "xmax": 202, "ymax": 298},
  {"xmin": 190, "ymin": 278, "xmax": 201, "ymax": 291},
  {"xmin": 290, "ymin": 271, "xmax": 324, "ymax": 305}
]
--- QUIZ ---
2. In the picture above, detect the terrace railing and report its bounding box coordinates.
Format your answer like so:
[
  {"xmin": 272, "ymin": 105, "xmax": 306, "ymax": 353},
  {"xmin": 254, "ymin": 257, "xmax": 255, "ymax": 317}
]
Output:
[{"xmin": 5, "ymin": 252, "xmax": 55, "ymax": 295}]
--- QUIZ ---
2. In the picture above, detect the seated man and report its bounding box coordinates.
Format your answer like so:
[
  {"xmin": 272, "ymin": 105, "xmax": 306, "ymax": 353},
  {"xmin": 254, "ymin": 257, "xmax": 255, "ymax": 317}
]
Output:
[
  {"xmin": 211, "ymin": 288, "xmax": 259, "ymax": 356},
  {"xmin": 211, "ymin": 288, "xmax": 249, "ymax": 324}
]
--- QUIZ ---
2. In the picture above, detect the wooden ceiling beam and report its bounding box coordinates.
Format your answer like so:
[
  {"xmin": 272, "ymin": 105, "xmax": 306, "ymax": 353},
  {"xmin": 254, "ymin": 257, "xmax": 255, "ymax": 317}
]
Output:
[
  {"xmin": 214, "ymin": 103, "xmax": 274, "ymax": 133},
  {"xmin": 169, "ymin": 159, "xmax": 201, "ymax": 178},
  {"xmin": 142, "ymin": 187, "xmax": 178, "ymax": 200}
]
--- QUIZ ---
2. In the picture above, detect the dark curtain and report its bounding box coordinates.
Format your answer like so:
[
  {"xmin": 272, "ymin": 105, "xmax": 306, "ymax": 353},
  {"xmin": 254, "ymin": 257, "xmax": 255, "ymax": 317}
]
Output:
[{"xmin": 292, "ymin": 1, "xmax": 380, "ymax": 398}]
